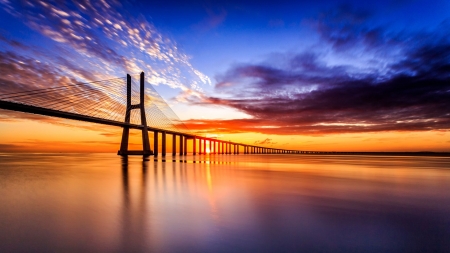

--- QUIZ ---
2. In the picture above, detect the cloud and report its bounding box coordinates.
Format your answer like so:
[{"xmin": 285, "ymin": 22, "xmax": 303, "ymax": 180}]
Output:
[
  {"xmin": 0, "ymin": 139, "xmax": 121, "ymax": 152},
  {"xmin": 254, "ymin": 138, "xmax": 277, "ymax": 145},
  {"xmin": 0, "ymin": 0, "xmax": 210, "ymax": 90},
  {"xmin": 185, "ymin": 9, "xmax": 450, "ymax": 135}
]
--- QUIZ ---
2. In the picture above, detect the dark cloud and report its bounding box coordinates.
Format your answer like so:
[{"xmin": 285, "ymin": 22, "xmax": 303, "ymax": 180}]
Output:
[
  {"xmin": 314, "ymin": 6, "xmax": 372, "ymax": 51},
  {"xmin": 0, "ymin": 143, "xmax": 26, "ymax": 152},
  {"xmin": 187, "ymin": 10, "xmax": 450, "ymax": 135},
  {"xmin": 0, "ymin": 51, "xmax": 78, "ymax": 94}
]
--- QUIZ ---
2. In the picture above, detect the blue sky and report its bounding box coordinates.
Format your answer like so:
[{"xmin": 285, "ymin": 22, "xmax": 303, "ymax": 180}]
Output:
[{"xmin": 130, "ymin": 0, "xmax": 449, "ymax": 78}]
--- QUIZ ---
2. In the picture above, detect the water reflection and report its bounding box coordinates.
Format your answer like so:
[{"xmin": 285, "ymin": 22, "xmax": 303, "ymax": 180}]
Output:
[{"xmin": 0, "ymin": 154, "xmax": 450, "ymax": 252}]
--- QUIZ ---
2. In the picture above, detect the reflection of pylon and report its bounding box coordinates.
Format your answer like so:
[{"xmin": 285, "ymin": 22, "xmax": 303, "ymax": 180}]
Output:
[{"xmin": 118, "ymin": 72, "xmax": 152, "ymax": 156}]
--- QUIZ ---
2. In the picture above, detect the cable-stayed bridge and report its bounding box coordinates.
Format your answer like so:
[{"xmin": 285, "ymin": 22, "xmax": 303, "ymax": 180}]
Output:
[
  {"xmin": 1, "ymin": 72, "xmax": 449, "ymax": 157},
  {"xmin": 0, "ymin": 72, "xmax": 303, "ymax": 156}
]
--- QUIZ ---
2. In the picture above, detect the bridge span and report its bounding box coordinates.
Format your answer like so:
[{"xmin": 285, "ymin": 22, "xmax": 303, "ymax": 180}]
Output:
[
  {"xmin": 0, "ymin": 72, "xmax": 307, "ymax": 156},
  {"xmin": 2, "ymin": 72, "xmax": 448, "ymax": 158}
]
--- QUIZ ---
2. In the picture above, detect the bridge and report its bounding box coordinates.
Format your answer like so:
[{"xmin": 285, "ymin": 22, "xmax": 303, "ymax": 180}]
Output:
[
  {"xmin": 1, "ymin": 72, "xmax": 449, "ymax": 158},
  {"xmin": 0, "ymin": 72, "xmax": 305, "ymax": 156}
]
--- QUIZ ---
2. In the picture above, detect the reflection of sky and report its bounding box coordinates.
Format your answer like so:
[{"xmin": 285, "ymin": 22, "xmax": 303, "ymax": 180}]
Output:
[{"xmin": 1, "ymin": 154, "xmax": 450, "ymax": 251}]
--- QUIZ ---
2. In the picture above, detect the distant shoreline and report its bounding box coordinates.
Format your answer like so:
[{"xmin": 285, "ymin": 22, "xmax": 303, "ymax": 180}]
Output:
[
  {"xmin": 294, "ymin": 151, "xmax": 450, "ymax": 157},
  {"xmin": 0, "ymin": 152, "xmax": 449, "ymax": 157}
]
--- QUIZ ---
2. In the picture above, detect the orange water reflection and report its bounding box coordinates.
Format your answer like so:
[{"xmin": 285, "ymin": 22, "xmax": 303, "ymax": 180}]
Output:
[{"xmin": 0, "ymin": 153, "xmax": 449, "ymax": 252}]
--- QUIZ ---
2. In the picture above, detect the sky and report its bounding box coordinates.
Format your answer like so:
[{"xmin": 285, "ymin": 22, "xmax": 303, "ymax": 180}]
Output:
[{"xmin": 0, "ymin": 0, "xmax": 449, "ymax": 152}]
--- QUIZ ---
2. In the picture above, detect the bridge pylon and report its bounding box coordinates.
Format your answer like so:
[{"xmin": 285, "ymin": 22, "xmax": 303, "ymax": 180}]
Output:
[{"xmin": 117, "ymin": 72, "xmax": 153, "ymax": 156}]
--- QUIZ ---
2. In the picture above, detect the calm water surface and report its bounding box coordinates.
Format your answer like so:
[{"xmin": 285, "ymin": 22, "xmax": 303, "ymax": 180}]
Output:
[{"xmin": 0, "ymin": 153, "xmax": 449, "ymax": 252}]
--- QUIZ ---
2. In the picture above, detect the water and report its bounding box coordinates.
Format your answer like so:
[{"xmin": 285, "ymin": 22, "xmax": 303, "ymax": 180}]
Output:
[{"xmin": 0, "ymin": 153, "xmax": 449, "ymax": 252}]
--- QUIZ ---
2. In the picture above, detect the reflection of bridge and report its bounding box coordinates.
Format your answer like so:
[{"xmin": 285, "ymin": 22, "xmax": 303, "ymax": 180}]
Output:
[{"xmin": 0, "ymin": 72, "xmax": 302, "ymax": 156}]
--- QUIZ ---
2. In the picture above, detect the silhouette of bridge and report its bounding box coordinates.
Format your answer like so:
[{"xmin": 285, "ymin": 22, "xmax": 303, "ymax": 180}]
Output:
[
  {"xmin": 1, "ymin": 72, "xmax": 449, "ymax": 158},
  {"xmin": 0, "ymin": 72, "xmax": 307, "ymax": 156}
]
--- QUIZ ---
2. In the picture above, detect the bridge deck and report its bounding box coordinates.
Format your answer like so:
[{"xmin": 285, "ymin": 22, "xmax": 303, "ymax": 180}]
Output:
[{"xmin": 0, "ymin": 100, "xmax": 195, "ymax": 138}]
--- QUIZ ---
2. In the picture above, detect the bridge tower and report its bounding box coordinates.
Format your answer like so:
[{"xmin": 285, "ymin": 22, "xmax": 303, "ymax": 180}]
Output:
[{"xmin": 117, "ymin": 72, "xmax": 152, "ymax": 156}]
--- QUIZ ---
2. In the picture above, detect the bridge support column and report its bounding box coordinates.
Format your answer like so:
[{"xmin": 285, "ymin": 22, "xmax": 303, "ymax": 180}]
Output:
[
  {"xmin": 179, "ymin": 135, "xmax": 183, "ymax": 156},
  {"xmin": 118, "ymin": 72, "xmax": 152, "ymax": 156},
  {"xmin": 161, "ymin": 132, "xmax": 166, "ymax": 157},
  {"xmin": 203, "ymin": 139, "xmax": 207, "ymax": 154},
  {"xmin": 153, "ymin": 131, "xmax": 158, "ymax": 156},
  {"xmin": 193, "ymin": 137, "xmax": 196, "ymax": 155},
  {"xmin": 172, "ymin": 134, "xmax": 176, "ymax": 156},
  {"xmin": 184, "ymin": 136, "xmax": 187, "ymax": 156}
]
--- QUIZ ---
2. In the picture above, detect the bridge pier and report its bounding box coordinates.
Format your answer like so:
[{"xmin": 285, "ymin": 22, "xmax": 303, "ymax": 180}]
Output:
[
  {"xmin": 172, "ymin": 134, "xmax": 176, "ymax": 156},
  {"xmin": 193, "ymin": 137, "xmax": 196, "ymax": 155},
  {"xmin": 179, "ymin": 135, "xmax": 183, "ymax": 156},
  {"xmin": 153, "ymin": 131, "xmax": 158, "ymax": 156},
  {"xmin": 203, "ymin": 139, "xmax": 206, "ymax": 154},
  {"xmin": 184, "ymin": 136, "xmax": 187, "ymax": 156},
  {"xmin": 118, "ymin": 72, "xmax": 152, "ymax": 156},
  {"xmin": 162, "ymin": 131, "xmax": 166, "ymax": 157}
]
